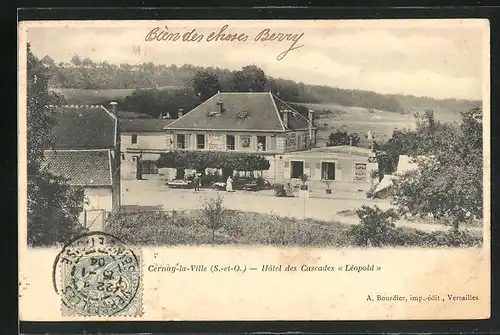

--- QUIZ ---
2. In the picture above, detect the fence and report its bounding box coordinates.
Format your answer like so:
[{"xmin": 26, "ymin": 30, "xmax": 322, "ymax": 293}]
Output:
[{"xmin": 83, "ymin": 209, "xmax": 110, "ymax": 231}]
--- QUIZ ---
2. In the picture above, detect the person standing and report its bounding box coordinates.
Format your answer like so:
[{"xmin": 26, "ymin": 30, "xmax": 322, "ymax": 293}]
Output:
[
  {"xmin": 226, "ymin": 175, "xmax": 233, "ymax": 192},
  {"xmin": 193, "ymin": 173, "xmax": 200, "ymax": 192}
]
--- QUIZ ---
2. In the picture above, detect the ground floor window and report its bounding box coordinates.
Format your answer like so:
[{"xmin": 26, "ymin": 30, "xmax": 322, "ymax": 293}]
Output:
[
  {"xmin": 177, "ymin": 134, "xmax": 186, "ymax": 149},
  {"xmin": 226, "ymin": 135, "xmax": 235, "ymax": 150},
  {"xmin": 257, "ymin": 136, "xmax": 266, "ymax": 151},
  {"xmin": 321, "ymin": 162, "xmax": 336, "ymax": 180},
  {"xmin": 196, "ymin": 134, "xmax": 205, "ymax": 149},
  {"xmin": 290, "ymin": 160, "xmax": 304, "ymax": 178},
  {"xmin": 176, "ymin": 168, "xmax": 185, "ymax": 180}
]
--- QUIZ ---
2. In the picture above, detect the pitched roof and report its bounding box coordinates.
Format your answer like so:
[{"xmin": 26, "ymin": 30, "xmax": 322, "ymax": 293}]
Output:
[
  {"xmin": 48, "ymin": 105, "xmax": 116, "ymax": 149},
  {"xmin": 164, "ymin": 92, "xmax": 311, "ymax": 132},
  {"xmin": 120, "ymin": 119, "xmax": 175, "ymax": 133},
  {"xmin": 42, "ymin": 149, "xmax": 112, "ymax": 187}
]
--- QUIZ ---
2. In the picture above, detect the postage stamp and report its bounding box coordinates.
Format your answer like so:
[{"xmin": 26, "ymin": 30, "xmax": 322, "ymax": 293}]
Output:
[
  {"xmin": 53, "ymin": 232, "xmax": 143, "ymax": 317},
  {"xmin": 18, "ymin": 16, "xmax": 490, "ymax": 322}
]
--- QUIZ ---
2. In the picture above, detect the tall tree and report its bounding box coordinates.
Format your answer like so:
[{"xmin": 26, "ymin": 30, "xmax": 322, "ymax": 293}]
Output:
[
  {"xmin": 40, "ymin": 55, "xmax": 55, "ymax": 68},
  {"xmin": 231, "ymin": 65, "xmax": 267, "ymax": 92},
  {"xmin": 81, "ymin": 57, "xmax": 94, "ymax": 68},
  {"xmin": 192, "ymin": 70, "xmax": 221, "ymax": 101},
  {"xmin": 26, "ymin": 44, "xmax": 85, "ymax": 246},
  {"xmin": 70, "ymin": 55, "xmax": 82, "ymax": 67},
  {"xmin": 391, "ymin": 108, "xmax": 483, "ymax": 230}
]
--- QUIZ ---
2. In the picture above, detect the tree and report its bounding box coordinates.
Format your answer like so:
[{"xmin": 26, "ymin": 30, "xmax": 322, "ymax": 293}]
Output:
[
  {"xmin": 40, "ymin": 55, "xmax": 55, "ymax": 68},
  {"xmin": 70, "ymin": 55, "xmax": 82, "ymax": 67},
  {"xmin": 201, "ymin": 193, "xmax": 226, "ymax": 243},
  {"xmin": 231, "ymin": 65, "xmax": 267, "ymax": 92},
  {"xmin": 81, "ymin": 57, "xmax": 94, "ymax": 68},
  {"xmin": 391, "ymin": 108, "xmax": 483, "ymax": 230},
  {"xmin": 374, "ymin": 128, "xmax": 419, "ymax": 175},
  {"xmin": 192, "ymin": 70, "xmax": 221, "ymax": 101},
  {"xmin": 26, "ymin": 44, "xmax": 85, "ymax": 246},
  {"xmin": 326, "ymin": 130, "xmax": 360, "ymax": 147},
  {"xmin": 157, "ymin": 151, "xmax": 271, "ymax": 174}
]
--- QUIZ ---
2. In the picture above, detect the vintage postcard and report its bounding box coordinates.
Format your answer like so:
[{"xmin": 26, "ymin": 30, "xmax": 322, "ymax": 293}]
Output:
[{"xmin": 18, "ymin": 19, "xmax": 490, "ymax": 321}]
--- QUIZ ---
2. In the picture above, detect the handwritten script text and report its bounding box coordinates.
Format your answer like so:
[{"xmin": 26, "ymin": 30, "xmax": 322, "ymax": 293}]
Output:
[{"xmin": 144, "ymin": 25, "xmax": 305, "ymax": 61}]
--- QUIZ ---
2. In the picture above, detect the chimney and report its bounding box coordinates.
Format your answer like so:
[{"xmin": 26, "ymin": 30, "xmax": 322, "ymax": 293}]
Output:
[
  {"xmin": 308, "ymin": 109, "xmax": 315, "ymax": 149},
  {"xmin": 165, "ymin": 112, "xmax": 171, "ymax": 119},
  {"xmin": 216, "ymin": 96, "xmax": 224, "ymax": 114},
  {"xmin": 109, "ymin": 101, "xmax": 118, "ymax": 116},
  {"xmin": 282, "ymin": 110, "xmax": 290, "ymax": 129},
  {"xmin": 178, "ymin": 109, "xmax": 184, "ymax": 118},
  {"xmin": 159, "ymin": 113, "xmax": 163, "ymax": 119}
]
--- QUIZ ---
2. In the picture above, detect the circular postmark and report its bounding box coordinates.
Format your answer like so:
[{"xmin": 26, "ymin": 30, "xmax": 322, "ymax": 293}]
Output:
[{"xmin": 53, "ymin": 232, "xmax": 140, "ymax": 316}]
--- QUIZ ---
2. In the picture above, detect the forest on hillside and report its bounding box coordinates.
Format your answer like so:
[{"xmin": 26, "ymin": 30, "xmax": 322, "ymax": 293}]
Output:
[{"xmin": 40, "ymin": 55, "xmax": 481, "ymax": 118}]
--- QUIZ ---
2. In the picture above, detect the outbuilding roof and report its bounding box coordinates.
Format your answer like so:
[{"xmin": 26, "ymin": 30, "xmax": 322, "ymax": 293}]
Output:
[
  {"xmin": 120, "ymin": 119, "xmax": 175, "ymax": 133},
  {"xmin": 42, "ymin": 149, "xmax": 113, "ymax": 187},
  {"xmin": 48, "ymin": 105, "xmax": 117, "ymax": 149}
]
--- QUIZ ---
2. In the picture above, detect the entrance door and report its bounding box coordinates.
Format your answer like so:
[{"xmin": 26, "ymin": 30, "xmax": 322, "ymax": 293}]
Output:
[
  {"xmin": 176, "ymin": 168, "xmax": 185, "ymax": 180},
  {"xmin": 290, "ymin": 161, "xmax": 304, "ymax": 178},
  {"xmin": 321, "ymin": 162, "xmax": 336, "ymax": 180}
]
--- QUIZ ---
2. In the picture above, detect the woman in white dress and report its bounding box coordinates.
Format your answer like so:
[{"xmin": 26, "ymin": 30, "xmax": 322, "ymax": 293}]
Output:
[{"xmin": 226, "ymin": 176, "xmax": 233, "ymax": 192}]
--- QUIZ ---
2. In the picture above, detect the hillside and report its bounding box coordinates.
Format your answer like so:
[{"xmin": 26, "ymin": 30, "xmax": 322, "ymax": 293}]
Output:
[{"xmin": 41, "ymin": 56, "xmax": 481, "ymax": 119}]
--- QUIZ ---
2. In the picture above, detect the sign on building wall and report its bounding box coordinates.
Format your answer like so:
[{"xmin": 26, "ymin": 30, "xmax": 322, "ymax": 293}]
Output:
[
  {"xmin": 285, "ymin": 133, "xmax": 297, "ymax": 148},
  {"xmin": 240, "ymin": 135, "xmax": 251, "ymax": 148},
  {"xmin": 207, "ymin": 133, "xmax": 223, "ymax": 150},
  {"xmin": 354, "ymin": 163, "xmax": 368, "ymax": 181}
]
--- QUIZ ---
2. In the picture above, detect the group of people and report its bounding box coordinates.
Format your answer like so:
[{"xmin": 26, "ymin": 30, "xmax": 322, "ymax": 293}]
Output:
[{"xmin": 190, "ymin": 172, "xmax": 234, "ymax": 193}]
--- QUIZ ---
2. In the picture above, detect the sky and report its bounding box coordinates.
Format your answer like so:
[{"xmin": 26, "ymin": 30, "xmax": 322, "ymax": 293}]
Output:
[{"xmin": 23, "ymin": 19, "xmax": 489, "ymax": 100}]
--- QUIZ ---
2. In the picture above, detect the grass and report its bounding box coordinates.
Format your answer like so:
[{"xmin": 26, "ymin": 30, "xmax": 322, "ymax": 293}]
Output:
[
  {"xmin": 104, "ymin": 209, "xmax": 482, "ymax": 247},
  {"xmin": 293, "ymin": 102, "xmax": 416, "ymax": 147},
  {"xmin": 50, "ymin": 86, "xmax": 186, "ymax": 105},
  {"xmin": 294, "ymin": 101, "xmax": 465, "ymax": 148}
]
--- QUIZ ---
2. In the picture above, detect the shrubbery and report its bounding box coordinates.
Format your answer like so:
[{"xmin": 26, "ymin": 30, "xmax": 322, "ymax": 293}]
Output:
[
  {"xmin": 157, "ymin": 151, "xmax": 270, "ymax": 173},
  {"xmin": 105, "ymin": 205, "xmax": 481, "ymax": 247},
  {"xmin": 350, "ymin": 205, "xmax": 400, "ymax": 247},
  {"xmin": 348, "ymin": 205, "xmax": 482, "ymax": 247}
]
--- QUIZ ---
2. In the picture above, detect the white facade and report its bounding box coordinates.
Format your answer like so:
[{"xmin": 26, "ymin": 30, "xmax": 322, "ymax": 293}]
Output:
[
  {"xmin": 79, "ymin": 187, "xmax": 113, "ymax": 231},
  {"xmin": 121, "ymin": 132, "xmax": 166, "ymax": 153}
]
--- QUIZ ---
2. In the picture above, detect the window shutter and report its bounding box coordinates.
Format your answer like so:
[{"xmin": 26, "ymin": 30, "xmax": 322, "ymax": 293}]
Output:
[
  {"xmin": 315, "ymin": 163, "xmax": 321, "ymax": 169},
  {"xmin": 284, "ymin": 161, "xmax": 289, "ymax": 168},
  {"xmin": 336, "ymin": 163, "xmax": 342, "ymax": 170}
]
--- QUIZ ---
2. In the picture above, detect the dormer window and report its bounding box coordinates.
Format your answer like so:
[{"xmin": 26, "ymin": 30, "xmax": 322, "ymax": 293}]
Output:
[{"xmin": 237, "ymin": 110, "xmax": 249, "ymax": 119}]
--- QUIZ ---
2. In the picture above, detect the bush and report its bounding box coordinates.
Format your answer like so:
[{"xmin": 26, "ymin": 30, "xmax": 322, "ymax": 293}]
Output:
[
  {"xmin": 348, "ymin": 205, "xmax": 482, "ymax": 247},
  {"xmin": 201, "ymin": 193, "xmax": 226, "ymax": 243},
  {"xmin": 200, "ymin": 173, "xmax": 217, "ymax": 187},
  {"xmin": 350, "ymin": 205, "xmax": 400, "ymax": 247},
  {"xmin": 157, "ymin": 150, "xmax": 270, "ymax": 172}
]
